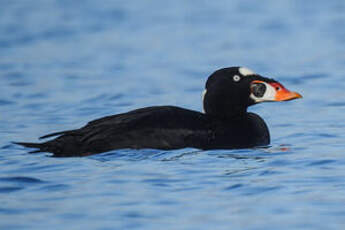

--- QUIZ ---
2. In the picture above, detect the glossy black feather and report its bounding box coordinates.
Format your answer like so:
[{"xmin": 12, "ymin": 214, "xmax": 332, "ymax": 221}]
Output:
[
  {"xmin": 16, "ymin": 106, "xmax": 269, "ymax": 157},
  {"xmin": 15, "ymin": 67, "xmax": 276, "ymax": 157}
]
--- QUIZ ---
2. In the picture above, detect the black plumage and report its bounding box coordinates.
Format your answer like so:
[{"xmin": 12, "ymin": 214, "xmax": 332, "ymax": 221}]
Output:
[{"xmin": 15, "ymin": 67, "xmax": 301, "ymax": 157}]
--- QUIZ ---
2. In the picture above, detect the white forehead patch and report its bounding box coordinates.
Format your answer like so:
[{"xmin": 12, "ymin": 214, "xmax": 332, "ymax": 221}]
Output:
[{"xmin": 239, "ymin": 67, "xmax": 255, "ymax": 76}]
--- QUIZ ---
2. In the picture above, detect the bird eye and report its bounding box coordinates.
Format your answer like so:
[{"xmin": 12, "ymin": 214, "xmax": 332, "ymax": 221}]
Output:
[
  {"xmin": 276, "ymin": 86, "xmax": 281, "ymax": 91},
  {"xmin": 233, "ymin": 75, "xmax": 241, "ymax": 82}
]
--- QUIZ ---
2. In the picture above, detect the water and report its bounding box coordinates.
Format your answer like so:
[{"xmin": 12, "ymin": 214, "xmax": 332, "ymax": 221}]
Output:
[{"xmin": 1, "ymin": 0, "xmax": 345, "ymax": 229}]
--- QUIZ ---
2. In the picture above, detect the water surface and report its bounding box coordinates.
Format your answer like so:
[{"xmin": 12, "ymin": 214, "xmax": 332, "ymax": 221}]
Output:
[{"xmin": 1, "ymin": 1, "xmax": 345, "ymax": 229}]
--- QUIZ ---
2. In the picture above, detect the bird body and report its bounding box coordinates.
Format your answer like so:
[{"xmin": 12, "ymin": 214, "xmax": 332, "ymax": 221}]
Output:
[{"xmin": 15, "ymin": 67, "xmax": 301, "ymax": 157}]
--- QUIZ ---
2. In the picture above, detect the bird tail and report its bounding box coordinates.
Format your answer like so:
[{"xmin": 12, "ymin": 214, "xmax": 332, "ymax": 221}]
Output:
[{"xmin": 13, "ymin": 142, "xmax": 43, "ymax": 153}]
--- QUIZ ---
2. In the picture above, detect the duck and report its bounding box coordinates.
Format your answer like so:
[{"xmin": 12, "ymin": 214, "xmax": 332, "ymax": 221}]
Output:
[{"xmin": 15, "ymin": 67, "xmax": 302, "ymax": 157}]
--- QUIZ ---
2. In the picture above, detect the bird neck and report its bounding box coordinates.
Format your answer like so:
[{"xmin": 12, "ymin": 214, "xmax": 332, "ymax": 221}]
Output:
[{"xmin": 206, "ymin": 106, "xmax": 248, "ymax": 121}]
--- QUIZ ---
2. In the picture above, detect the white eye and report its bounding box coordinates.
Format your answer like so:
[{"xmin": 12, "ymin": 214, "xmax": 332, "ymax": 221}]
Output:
[{"xmin": 233, "ymin": 75, "xmax": 241, "ymax": 82}]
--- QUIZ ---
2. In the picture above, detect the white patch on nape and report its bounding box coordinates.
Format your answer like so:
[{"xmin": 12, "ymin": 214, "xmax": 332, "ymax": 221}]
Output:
[
  {"xmin": 202, "ymin": 89, "xmax": 207, "ymax": 101},
  {"xmin": 239, "ymin": 67, "xmax": 255, "ymax": 76},
  {"xmin": 250, "ymin": 82, "xmax": 276, "ymax": 103},
  {"xmin": 202, "ymin": 89, "xmax": 207, "ymax": 113}
]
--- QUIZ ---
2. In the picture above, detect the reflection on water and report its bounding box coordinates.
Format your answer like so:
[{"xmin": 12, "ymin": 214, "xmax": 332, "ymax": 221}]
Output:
[{"xmin": 1, "ymin": 0, "xmax": 345, "ymax": 229}]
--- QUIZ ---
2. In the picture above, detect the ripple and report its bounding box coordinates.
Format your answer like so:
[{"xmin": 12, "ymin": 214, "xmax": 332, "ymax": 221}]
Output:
[
  {"xmin": 9, "ymin": 81, "xmax": 33, "ymax": 87},
  {"xmin": 242, "ymin": 186, "xmax": 283, "ymax": 196},
  {"xmin": 0, "ymin": 186, "xmax": 23, "ymax": 193},
  {"xmin": 316, "ymin": 133, "xmax": 337, "ymax": 138},
  {"xmin": 1, "ymin": 144, "xmax": 13, "ymax": 149},
  {"xmin": 0, "ymin": 1, "xmax": 345, "ymax": 229},
  {"xmin": 213, "ymin": 151, "xmax": 266, "ymax": 160},
  {"xmin": 224, "ymin": 183, "xmax": 243, "ymax": 190},
  {"xmin": 327, "ymin": 102, "xmax": 345, "ymax": 107},
  {"xmin": 224, "ymin": 167, "xmax": 259, "ymax": 177},
  {"xmin": 0, "ymin": 99, "xmax": 15, "ymax": 106},
  {"xmin": 83, "ymin": 93, "xmax": 110, "ymax": 103},
  {"xmin": 109, "ymin": 93, "xmax": 125, "ymax": 100},
  {"xmin": 92, "ymin": 149, "xmax": 162, "ymax": 161},
  {"xmin": 142, "ymin": 178, "xmax": 182, "ymax": 186},
  {"xmin": 3, "ymin": 72, "xmax": 24, "ymax": 79},
  {"xmin": 259, "ymin": 169, "xmax": 283, "ymax": 176},
  {"xmin": 0, "ymin": 207, "xmax": 26, "ymax": 214},
  {"xmin": 0, "ymin": 176, "xmax": 44, "ymax": 184},
  {"xmin": 122, "ymin": 211, "xmax": 145, "ymax": 218},
  {"xmin": 159, "ymin": 149, "xmax": 202, "ymax": 161},
  {"xmin": 38, "ymin": 184, "xmax": 70, "ymax": 192},
  {"xmin": 307, "ymin": 159, "xmax": 336, "ymax": 166}
]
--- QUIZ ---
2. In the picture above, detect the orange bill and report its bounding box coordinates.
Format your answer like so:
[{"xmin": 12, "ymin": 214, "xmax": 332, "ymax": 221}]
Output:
[{"xmin": 269, "ymin": 82, "xmax": 302, "ymax": 101}]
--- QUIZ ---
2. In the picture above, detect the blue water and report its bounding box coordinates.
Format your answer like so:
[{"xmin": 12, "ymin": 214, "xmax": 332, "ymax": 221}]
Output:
[{"xmin": 1, "ymin": 0, "xmax": 345, "ymax": 229}]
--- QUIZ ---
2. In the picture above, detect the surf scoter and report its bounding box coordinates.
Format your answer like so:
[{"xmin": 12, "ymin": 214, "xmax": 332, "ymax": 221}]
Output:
[{"xmin": 15, "ymin": 67, "xmax": 302, "ymax": 157}]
